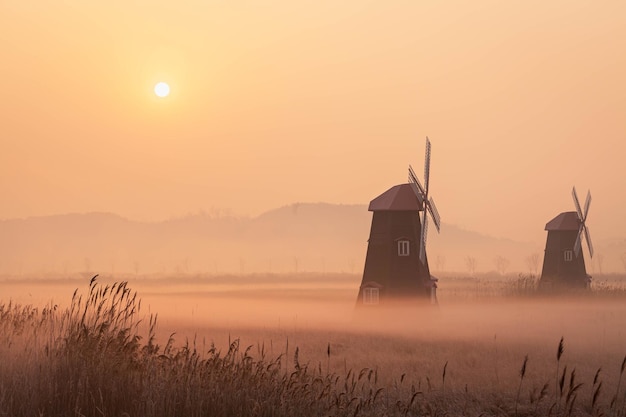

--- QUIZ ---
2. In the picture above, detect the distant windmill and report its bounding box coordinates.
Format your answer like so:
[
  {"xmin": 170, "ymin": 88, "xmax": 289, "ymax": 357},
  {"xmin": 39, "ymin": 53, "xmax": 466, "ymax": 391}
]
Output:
[
  {"xmin": 356, "ymin": 137, "xmax": 441, "ymax": 306},
  {"xmin": 539, "ymin": 187, "xmax": 594, "ymax": 289}
]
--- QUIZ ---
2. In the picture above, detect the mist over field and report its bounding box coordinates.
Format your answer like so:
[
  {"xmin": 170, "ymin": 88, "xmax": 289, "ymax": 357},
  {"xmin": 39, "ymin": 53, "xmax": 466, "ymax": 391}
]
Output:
[{"xmin": 3, "ymin": 272, "xmax": 626, "ymax": 416}]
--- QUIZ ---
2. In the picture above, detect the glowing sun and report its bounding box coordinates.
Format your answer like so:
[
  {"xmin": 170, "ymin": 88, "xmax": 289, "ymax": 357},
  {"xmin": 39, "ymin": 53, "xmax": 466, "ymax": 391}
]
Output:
[{"xmin": 154, "ymin": 82, "xmax": 170, "ymax": 98}]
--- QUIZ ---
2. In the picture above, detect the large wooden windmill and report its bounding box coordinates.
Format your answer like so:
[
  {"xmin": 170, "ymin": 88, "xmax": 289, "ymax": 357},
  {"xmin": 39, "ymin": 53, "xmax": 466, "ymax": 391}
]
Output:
[
  {"xmin": 539, "ymin": 187, "xmax": 594, "ymax": 289},
  {"xmin": 356, "ymin": 137, "xmax": 441, "ymax": 306}
]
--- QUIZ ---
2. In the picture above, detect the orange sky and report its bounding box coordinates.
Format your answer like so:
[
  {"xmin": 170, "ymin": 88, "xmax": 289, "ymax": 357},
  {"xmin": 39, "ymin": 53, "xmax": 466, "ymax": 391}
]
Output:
[{"xmin": 1, "ymin": 1, "xmax": 625, "ymax": 245}]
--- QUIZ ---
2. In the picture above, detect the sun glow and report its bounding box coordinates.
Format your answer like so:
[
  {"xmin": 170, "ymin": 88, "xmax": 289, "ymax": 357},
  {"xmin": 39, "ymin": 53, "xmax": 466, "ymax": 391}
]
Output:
[{"xmin": 154, "ymin": 82, "xmax": 170, "ymax": 98}]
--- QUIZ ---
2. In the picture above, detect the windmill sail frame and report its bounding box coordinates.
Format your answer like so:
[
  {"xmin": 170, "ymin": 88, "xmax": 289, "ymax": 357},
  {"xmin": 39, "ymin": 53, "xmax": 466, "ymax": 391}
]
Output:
[
  {"xmin": 572, "ymin": 187, "xmax": 594, "ymax": 258},
  {"xmin": 408, "ymin": 137, "xmax": 441, "ymax": 264}
]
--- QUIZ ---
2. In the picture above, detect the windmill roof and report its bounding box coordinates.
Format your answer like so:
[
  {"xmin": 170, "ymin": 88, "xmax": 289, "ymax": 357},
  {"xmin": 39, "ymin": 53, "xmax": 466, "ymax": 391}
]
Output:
[
  {"xmin": 545, "ymin": 211, "xmax": 581, "ymax": 231},
  {"xmin": 368, "ymin": 183, "xmax": 423, "ymax": 211}
]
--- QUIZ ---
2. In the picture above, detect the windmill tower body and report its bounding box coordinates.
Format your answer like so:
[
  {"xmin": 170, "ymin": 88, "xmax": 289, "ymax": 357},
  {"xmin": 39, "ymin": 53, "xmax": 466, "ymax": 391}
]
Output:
[
  {"xmin": 539, "ymin": 188, "xmax": 593, "ymax": 289},
  {"xmin": 357, "ymin": 184, "xmax": 435, "ymax": 303},
  {"xmin": 540, "ymin": 212, "xmax": 589, "ymax": 287},
  {"xmin": 356, "ymin": 138, "xmax": 440, "ymax": 306}
]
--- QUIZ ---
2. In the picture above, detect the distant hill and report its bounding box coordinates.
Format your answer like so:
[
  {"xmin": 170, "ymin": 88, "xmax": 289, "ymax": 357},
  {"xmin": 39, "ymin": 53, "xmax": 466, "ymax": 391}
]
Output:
[{"xmin": 0, "ymin": 204, "xmax": 623, "ymax": 276}]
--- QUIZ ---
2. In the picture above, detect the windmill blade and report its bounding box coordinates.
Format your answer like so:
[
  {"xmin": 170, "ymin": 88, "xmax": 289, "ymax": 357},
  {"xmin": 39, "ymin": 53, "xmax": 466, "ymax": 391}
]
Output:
[
  {"xmin": 583, "ymin": 190, "xmax": 591, "ymax": 222},
  {"xmin": 423, "ymin": 137, "xmax": 431, "ymax": 195},
  {"xmin": 572, "ymin": 187, "xmax": 583, "ymax": 220},
  {"xmin": 419, "ymin": 213, "xmax": 429, "ymax": 264},
  {"xmin": 408, "ymin": 165, "xmax": 425, "ymax": 194},
  {"xmin": 427, "ymin": 197, "xmax": 441, "ymax": 232},
  {"xmin": 408, "ymin": 165, "xmax": 426, "ymax": 198},
  {"xmin": 583, "ymin": 225, "xmax": 594, "ymax": 258},
  {"xmin": 573, "ymin": 227, "xmax": 583, "ymax": 257}
]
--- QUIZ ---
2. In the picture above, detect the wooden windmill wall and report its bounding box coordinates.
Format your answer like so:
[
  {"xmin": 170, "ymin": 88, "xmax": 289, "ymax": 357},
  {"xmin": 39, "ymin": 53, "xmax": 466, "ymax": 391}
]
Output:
[
  {"xmin": 356, "ymin": 138, "xmax": 440, "ymax": 306},
  {"xmin": 356, "ymin": 184, "xmax": 434, "ymax": 304},
  {"xmin": 539, "ymin": 188, "xmax": 593, "ymax": 290}
]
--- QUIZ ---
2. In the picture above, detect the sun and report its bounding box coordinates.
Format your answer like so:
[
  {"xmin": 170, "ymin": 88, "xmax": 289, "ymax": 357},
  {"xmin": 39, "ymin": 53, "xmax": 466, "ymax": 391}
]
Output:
[{"xmin": 154, "ymin": 82, "xmax": 170, "ymax": 98}]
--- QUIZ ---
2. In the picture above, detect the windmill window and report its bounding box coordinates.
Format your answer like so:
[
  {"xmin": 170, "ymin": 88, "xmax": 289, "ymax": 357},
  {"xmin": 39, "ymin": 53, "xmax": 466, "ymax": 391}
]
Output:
[
  {"xmin": 363, "ymin": 288, "xmax": 379, "ymax": 305},
  {"xmin": 564, "ymin": 250, "xmax": 573, "ymax": 262},
  {"xmin": 398, "ymin": 240, "xmax": 410, "ymax": 256}
]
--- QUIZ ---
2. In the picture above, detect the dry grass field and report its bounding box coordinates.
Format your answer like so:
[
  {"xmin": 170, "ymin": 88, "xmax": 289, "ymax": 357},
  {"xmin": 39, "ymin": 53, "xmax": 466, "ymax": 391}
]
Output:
[{"xmin": 2, "ymin": 272, "xmax": 626, "ymax": 416}]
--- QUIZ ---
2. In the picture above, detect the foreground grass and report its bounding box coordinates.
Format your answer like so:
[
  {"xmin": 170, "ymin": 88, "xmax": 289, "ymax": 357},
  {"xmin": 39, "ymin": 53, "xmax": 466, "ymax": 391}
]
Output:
[{"xmin": 2, "ymin": 277, "xmax": 626, "ymax": 416}]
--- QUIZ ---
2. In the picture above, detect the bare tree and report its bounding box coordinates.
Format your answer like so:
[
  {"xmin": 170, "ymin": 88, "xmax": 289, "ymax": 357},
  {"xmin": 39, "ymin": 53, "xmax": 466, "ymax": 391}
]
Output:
[
  {"xmin": 595, "ymin": 253, "xmax": 604, "ymax": 275},
  {"xmin": 466, "ymin": 256, "xmax": 477, "ymax": 276},
  {"xmin": 494, "ymin": 255, "xmax": 510, "ymax": 276},
  {"xmin": 525, "ymin": 252, "xmax": 541, "ymax": 276},
  {"xmin": 174, "ymin": 258, "xmax": 189, "ymax": 274},
  {"xmin": 435, "ymin": 254, "xmax": 446, "ymax": 273}
]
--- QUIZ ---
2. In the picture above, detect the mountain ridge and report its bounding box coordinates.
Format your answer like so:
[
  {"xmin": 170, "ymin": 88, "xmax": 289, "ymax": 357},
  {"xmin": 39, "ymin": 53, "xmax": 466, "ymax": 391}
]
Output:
[{"xmin": 0, "ymin": 203, "xmax": 622, "ymax": 275}]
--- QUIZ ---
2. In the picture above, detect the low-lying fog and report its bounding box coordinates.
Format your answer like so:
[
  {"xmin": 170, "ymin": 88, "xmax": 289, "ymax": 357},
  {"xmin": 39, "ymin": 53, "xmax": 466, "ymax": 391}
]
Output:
[{"xmin": 2, "ymin": 273, "xmax": 626, "ymax": 394}]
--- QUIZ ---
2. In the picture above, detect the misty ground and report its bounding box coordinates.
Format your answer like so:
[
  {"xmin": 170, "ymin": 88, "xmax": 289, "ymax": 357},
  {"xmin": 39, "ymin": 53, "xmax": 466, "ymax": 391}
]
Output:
[{"xmin": 3, "ymin": 272, "xmax": 626, "ymax": 403}]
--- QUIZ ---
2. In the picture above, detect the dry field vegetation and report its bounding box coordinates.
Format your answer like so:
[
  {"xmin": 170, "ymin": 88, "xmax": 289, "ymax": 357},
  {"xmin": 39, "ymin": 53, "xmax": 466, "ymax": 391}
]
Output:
[{"xmin": 2, "ymin": 272, "xmax": 626, "ymax": 416}]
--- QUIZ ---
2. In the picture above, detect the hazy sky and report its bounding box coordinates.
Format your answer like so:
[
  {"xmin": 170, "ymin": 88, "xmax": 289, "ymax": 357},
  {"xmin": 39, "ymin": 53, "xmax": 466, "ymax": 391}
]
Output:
[{"xmin": 1, "ymin": 1, "xmax": 625, "ymax": 245}]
